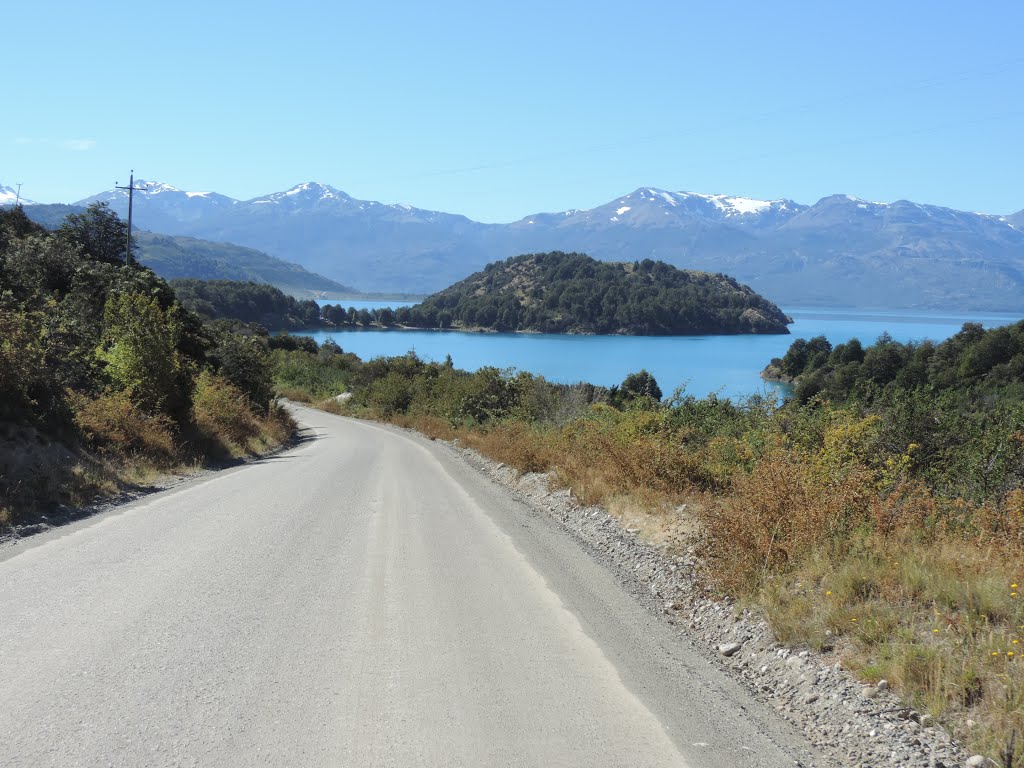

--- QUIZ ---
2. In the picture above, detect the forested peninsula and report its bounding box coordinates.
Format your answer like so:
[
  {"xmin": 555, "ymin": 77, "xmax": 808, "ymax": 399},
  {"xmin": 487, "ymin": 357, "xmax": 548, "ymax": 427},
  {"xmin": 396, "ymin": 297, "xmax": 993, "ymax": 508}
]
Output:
[{"xmin": 393, "ymin": 252, "xmax": 791, "ymax": 335}]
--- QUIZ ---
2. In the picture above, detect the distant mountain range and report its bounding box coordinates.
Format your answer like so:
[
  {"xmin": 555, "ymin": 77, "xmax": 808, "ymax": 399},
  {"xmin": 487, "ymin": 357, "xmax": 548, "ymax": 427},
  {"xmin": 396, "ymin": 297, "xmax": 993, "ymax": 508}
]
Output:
[
  {"xmin": 67, "ymin": 180, "xmax": 1024, "ymax": 310},
  {"xmin": 7, "ymin": 180, "xmax": 1024, "ymax": 310}
]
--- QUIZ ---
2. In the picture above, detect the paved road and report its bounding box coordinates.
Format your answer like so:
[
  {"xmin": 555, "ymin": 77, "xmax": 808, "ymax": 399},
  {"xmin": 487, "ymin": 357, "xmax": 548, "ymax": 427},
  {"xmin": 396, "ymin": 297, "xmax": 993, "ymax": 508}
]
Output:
[{"xmin": 0, "ymin": 404, "xmax": 808, "ymax": 767}]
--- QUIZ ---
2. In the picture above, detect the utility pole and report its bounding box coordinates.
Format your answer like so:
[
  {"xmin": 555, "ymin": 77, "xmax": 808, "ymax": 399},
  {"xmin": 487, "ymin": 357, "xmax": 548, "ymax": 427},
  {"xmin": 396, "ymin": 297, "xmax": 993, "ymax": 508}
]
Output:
[
  {"xmin": 115, "ymin": 171, "xmax": 147, "ymax": 267},
  {"xmin": 14, "ymin": 183, "xmax": 22, "ymax": 207}
]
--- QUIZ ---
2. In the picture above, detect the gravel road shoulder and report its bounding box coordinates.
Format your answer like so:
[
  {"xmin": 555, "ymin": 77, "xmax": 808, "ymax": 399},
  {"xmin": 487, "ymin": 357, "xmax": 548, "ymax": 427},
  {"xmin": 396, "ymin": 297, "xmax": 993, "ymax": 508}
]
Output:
[{"xmin": 436, "ymin": 435, "xmax": 970, "ymax": 768}]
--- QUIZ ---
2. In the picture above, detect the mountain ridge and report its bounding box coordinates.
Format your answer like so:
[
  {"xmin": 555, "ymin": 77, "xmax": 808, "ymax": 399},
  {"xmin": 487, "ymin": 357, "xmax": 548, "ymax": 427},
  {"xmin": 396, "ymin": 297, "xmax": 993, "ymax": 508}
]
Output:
[{"xmin": 27, "ymin": 180, "xmax": 1024, "ymax": 310}]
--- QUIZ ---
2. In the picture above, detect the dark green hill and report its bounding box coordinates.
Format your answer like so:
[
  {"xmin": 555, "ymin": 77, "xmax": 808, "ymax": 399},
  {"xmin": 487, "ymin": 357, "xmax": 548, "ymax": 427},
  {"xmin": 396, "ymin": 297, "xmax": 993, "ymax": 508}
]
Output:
[
  {"xmin": 169, "ymin": 279, "xmax": 324, "ymax": 330},
  {"xmin": 397, "ymin": 252, "xmax": 791, "ymax": 335}
]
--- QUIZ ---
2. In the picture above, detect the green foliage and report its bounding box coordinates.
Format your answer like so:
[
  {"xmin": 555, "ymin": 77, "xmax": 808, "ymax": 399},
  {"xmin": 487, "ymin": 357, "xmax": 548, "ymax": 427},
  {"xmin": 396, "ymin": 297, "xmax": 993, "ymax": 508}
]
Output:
[
  {"xmin": 0, "ymin": 308, "xmax": 64, "ymax": 427},
  {"xmin": 96, "ymin": 292, "xmax": 186, "ymax": 415},
  {"xmin": 616, "ymin": 369, "xmax": 663, "ymax": 404},
  {"xmin": 204, "ymin": 324, "xmax": 275, "ymax": 412},
  {"xmin": 397, "ymin": 252, "xmax": 791, "ymax": 335},
  {"xmin": 270, "ymin": 344, "xmax": 360, "ymax": 400},
  {"xmin": 0, "ymin": 205, "xmax": 46, "ymax": 253},
  {"xmin": 768, "ymin": 322, "xmax": 1024, "ymax": 504},
  {"xmin": 0, "ymin": 203, "xmax": 292, "ymax": 522},
  {"xmin": 57, "ymin": 202, "xmax": 132, "ymax": 265}
]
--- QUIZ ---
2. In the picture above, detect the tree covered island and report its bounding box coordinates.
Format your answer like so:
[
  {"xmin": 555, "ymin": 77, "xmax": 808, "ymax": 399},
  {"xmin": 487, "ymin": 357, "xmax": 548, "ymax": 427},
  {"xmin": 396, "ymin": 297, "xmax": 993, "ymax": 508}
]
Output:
[{"xmin": 392, "ymin": 252, "xmax": 791, "ymax": 335}]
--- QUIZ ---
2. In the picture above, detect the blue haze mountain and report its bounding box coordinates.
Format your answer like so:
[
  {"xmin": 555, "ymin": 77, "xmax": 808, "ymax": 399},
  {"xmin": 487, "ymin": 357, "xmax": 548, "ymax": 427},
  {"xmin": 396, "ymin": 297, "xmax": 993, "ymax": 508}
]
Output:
[{"xmin": 72, "ymin": 182, "xmax": 1024, "ymax": 310}]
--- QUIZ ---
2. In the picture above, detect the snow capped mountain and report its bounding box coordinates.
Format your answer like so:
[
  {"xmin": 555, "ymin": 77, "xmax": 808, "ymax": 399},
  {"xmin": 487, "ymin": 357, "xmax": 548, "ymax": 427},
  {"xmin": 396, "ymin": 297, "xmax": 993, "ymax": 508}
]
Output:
[
  {"xmin": 628, "ymin": 188, "xmax": 805, "ymax": 220},
  {"xmin": 77, "ymin": 180, "xmax": 237, "ymax": 208},
  {"xmin": 60, "ymin": 179, "xmax": 1024, "ymax": 309},
  {"xmin": 513, "ymin": 188, "xmax": 806, "ymax": 230},
  {"xmin": 75, "ymin": 180, "xmax": 239, "ymax": 232},
  {"xmin": 0, "ymin": 184, "xmax": 35, "ymax": 206},
  {"xmin": 246, "ymin": 181, "xmax": 350, "ymax": 207},
  {"xmin": 240, "ymin": 181, "xmax": 473, "ymax": 225}
]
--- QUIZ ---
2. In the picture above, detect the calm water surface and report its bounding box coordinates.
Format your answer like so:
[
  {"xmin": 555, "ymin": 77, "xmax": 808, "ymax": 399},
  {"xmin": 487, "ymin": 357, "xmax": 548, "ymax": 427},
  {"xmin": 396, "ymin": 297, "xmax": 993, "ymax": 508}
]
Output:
[{"xmin": 303, "ymin": 302, "xmax": 1021, "ymax": 399}]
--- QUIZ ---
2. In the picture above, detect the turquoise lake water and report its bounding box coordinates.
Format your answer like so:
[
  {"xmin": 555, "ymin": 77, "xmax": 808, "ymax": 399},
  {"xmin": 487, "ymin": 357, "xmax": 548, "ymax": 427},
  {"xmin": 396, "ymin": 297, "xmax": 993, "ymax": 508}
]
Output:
[{"xmin": 304, "ymin": 302, "xmax": 1021, "ymax": 399}]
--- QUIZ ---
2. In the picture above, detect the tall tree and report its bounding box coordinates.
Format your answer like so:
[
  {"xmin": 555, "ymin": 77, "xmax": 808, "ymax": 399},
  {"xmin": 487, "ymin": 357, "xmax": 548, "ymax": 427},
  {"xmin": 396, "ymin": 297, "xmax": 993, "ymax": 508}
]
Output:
[{"xmin": 58, "ymin": 202, "xmax": 134, "ymax": 266}]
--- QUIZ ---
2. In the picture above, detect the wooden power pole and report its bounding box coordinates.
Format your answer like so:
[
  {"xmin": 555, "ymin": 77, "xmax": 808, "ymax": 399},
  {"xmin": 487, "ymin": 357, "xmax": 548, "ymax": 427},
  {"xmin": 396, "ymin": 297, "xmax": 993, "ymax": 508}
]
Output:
[{"xmin": 115, "ymin": 171, "xmax": 147, "ymax": 267}]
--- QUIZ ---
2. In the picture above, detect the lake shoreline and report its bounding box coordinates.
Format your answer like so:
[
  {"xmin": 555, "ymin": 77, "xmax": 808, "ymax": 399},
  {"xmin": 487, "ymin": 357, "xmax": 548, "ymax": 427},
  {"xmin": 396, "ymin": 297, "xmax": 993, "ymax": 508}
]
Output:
[{"xmin": 293, "ymin": 306, "xmax": 1022, "ymax": 400}]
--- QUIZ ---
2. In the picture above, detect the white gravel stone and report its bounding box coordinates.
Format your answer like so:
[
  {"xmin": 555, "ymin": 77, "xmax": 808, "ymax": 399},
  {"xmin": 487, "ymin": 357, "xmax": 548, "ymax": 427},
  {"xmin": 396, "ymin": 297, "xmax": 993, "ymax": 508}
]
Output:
[{"xmin": 718, "ymin": 642, "xmax": 743, "ymax": 657}]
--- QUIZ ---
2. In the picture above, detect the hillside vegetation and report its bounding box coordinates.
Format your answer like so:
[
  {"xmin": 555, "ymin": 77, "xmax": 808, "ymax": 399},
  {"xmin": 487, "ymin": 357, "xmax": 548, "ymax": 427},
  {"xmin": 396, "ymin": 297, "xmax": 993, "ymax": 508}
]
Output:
[
  {"xmin": 273, "ymin": 319, "xmax": 1023, "ymax": 763},
  {"xmin": 0, "ymin": 203, "xmax": 293, "ymax": 523},
  {"xmin": 22, "ymin": 203, "xmax": 352, "ymax": 297},
  {"xmin": 400, "ymin": 251, "xmax": 791, "ymax": 334},
  {"xmin": 171, "ymin": 279, "xmax": 325, "ymax": 330}
]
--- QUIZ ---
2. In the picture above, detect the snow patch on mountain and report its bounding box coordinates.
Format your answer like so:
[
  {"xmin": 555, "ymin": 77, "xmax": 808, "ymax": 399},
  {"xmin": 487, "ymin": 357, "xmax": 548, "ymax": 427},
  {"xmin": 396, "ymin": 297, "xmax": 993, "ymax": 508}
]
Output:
[
  {"xmin": 633, "ymin": 188, "xmax": 799, "ymax": 219},
  {"xmin": 142, "ymin": 182, "xmax": 182, "ymax": 195},
  {"xmin": 248, "ymin": 182, "xmax": 348, "ymax": 205},
  {"xmin": 844, "ymin": 194, "xmax": 888, "ymax": 207}
]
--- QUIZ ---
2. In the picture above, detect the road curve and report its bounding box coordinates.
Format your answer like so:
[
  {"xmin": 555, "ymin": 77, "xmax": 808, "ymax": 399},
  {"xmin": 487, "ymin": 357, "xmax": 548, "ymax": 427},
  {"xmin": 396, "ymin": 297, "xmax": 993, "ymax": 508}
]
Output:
[{"xmin": 0, "ymin": 404, "xmax": 809, "ymax": 767}]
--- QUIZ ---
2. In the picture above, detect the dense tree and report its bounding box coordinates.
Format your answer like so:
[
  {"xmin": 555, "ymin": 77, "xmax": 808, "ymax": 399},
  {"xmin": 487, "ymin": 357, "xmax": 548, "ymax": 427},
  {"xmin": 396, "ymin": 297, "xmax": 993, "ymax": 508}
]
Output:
[
  {"xmin": 619, "ymin": 370, "xmax": 663, "ymax": 403},
  {"xmin": 171, "ymin": 279, "xmax": 323, "ymax": 330},
  {"xmin": 96, "ymin": 292, "xmax": 185, "ymax": 414},
  {"xmin": 206, "ymin": 325, "xmax": 275, "ymax": 412},
  {"xmin": 57, "ymin": 202, "xmax": 133, "ymax": 266},
  {"xmin": 0, "ymin": 205, "xmax": 45, "ymax": 253}
]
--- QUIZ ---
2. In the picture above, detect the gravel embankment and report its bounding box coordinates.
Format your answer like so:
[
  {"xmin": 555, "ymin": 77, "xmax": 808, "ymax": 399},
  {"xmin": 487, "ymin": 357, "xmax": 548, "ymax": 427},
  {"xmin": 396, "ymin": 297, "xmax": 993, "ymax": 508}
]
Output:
[{"xmin": 449, "ymin": 442, "xmax": 972, "ymax": 768}]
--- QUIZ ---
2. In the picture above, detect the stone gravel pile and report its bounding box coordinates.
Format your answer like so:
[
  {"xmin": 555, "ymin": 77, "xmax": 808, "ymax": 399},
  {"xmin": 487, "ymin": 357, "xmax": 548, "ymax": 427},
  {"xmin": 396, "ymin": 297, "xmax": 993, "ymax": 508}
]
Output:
[{"xmin": 452, "ymin": 444, "xmax": 977, "ymax": 768}]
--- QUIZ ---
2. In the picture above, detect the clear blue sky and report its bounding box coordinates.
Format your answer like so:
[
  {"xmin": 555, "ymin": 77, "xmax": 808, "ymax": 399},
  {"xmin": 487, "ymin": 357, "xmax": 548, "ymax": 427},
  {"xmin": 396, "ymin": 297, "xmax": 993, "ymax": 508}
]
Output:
[{"xmin": 6, "ymin": 1, "xmax": 1024, "ymax": 221}]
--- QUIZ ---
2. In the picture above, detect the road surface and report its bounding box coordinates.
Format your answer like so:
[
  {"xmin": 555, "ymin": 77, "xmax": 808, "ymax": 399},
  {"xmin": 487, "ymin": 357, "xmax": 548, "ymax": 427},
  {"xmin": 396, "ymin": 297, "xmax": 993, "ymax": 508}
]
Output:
[{"xmin": 0, "ymin": 404, "xmax": 808, "ymax": 767}]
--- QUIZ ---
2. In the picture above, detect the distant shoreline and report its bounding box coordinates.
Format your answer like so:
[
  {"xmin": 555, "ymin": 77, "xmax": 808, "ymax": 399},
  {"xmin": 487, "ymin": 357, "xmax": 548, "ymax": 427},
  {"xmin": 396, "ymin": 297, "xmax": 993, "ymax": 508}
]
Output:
[{"xmin": 284, "ymin": 323, "xmax": 791, "ymax": 337}]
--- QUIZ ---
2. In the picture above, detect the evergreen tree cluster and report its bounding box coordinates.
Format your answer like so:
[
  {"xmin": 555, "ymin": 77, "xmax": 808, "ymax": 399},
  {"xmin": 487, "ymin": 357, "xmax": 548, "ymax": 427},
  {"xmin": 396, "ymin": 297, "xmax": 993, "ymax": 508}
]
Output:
[
  {"xmin": 395, "ymin": 252, "xmax": 791, "ymax": 335},
  {"xmin": 766, "ymin": 323, "xmax": 1024, "ymax": 501},
  {"xmin": 170, "ymin": 279, "xmax": 323, "ymax": 330},
  {"xmin": 767, "ymin": 323, "xmax": 1024, "ymax": 405}
]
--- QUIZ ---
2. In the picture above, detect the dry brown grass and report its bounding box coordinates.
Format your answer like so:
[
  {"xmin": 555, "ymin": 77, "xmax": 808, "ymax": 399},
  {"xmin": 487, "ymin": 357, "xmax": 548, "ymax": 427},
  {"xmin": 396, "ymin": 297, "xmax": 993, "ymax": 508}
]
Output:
[
  {"xmin": 73, "ymin": 391, "xmax": 178, "ymax": 468},
  {"xmin": 276, "ymin": 387, "xmax": 315, "ymax": 404},
  {"xmin": 0, "ymin": 421, "xmax": 117, "ymax": 522},
  {"xmin": 760, "ymin": 537, "xmax": 1023, "ymax": 761},
  {"xmin": 321, "ymin": 395, "xmax": 1024, "ymax": 762},
  {"xmin": 192, "ymin": 372, "xmax": 293, "ymax": 458},
  {"xmin": 490, "ymin": 422, "xmax": 1021, "ymax": 760}
]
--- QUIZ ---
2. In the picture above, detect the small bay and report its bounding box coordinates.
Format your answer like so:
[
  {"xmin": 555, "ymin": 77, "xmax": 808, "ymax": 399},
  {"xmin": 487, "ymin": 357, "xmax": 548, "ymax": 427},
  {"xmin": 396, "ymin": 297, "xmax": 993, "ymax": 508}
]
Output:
[{"xmin": 303, "ymin": 302, "xmax": 1021, "ymax": 399}]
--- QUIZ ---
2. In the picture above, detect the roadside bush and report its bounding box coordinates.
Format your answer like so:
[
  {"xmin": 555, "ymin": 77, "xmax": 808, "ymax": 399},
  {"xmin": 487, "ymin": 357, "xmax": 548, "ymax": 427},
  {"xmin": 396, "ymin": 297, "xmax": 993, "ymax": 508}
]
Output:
[
  {"xmin": 207, "ymin": 329, "xmax": 274, "ymax": 412},
  {"xmin": 0, "ymin": 308, "xmax": 63, "ymax": 426},
  {"xmin": 95, "ymin": 292, "xmax": 186, "ymax": 415},
  {"xmin": 191, "ymin": 371, "xmax": 264, "ymax": 456},
  {"xmin": 73, "ymin": 391, "xmax": 178, "ymax": 467}
]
